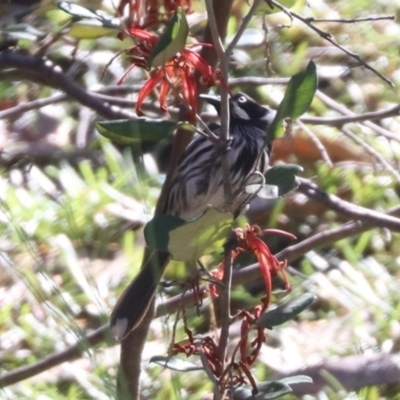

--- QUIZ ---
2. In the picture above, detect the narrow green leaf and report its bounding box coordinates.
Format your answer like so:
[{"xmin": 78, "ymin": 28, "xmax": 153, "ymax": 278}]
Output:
[
  {"xmin": 149, "ymin": 356, "xmax": 203, "ymax": 371},
  {"xmin": 257, "ymin": 293, "xmax": 317, "ymax": 327},
  {"xmin": 144, "ymin": 215, "xmax": 186, "ymax": 253},
  {"xmin": 68, "ymin": 20, "xmax": 119, "ymax": 39},
  {"xmin": 168, "ymin": 208, "xmax": 233, "ymax": 261},
  {"xmin": 255, "ymin": 381, "xmax": 293, "ymax": 399},
  {"xmin": 232, "ymin": 387, "xmax": 254, "ymax": 400},
  {"xmin": 279, "ymin": 375, "xmax": 313, "ymax": 386},
  {"xmin": 283, "ymin": 60, "xmax": 318, "ymax": 120},
  {"xmin": 96, "ymin": 119, "xmax": 177, "ymax": 144},
  {"xmin": 58, "ymin": 1, "xmax": 120, "ymax": 38},
  {"xmin": 233, "ymin": 381, "xmax": 293, "ymax": 399},
  {"xmin": 264, "ymin": 164, "xmax": 303, "ymax": 196},
  {"xmin": 266, "ymin": 60, "xmax": 318, "ymax": 142},
  {"xmin": 149, "ymin": 7, "xmax": 189, "ymax": 67}
]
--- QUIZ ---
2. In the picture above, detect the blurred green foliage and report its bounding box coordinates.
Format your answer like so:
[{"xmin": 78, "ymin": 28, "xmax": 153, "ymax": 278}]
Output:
[{"xmin": 1, "ymin": 0, "xmax": 400, "ymax": 398}]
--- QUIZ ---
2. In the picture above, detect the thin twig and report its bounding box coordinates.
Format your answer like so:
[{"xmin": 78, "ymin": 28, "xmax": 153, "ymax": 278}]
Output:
[
  {"xmin": 196, "ymin": 115, "xmax": 221, "ymax": 143},
  {"xmin": 0, "ymin": 93, "xmax": 67, "ymax": 119},
  {"xmin": 267, "ymin": 0, "xmax": 394, "ymax": 86},
  {"xmin": 216, "ymin": 237, "xmax": 234, "ymax": 378},
  {"xmin": 226, "ymin": 0, "xmax": 264, "ymax": 56},
  {"xmin": 315, "ymin": 90, "xmax": 400, "ymax": 142},
  {"xmin": 304, "ymin": 15, "xmax": 395, "ymax": 24},
  {"xmin": 297, "ymin": 120, "xmax": 333, "ymax": 167},
  {"xmin": 204, "ymin": 0, "xmax": 233, "ymax": 212},
  {"xmin": 302, "ymin": 105, "xmax": 400, "ymax": 129}
]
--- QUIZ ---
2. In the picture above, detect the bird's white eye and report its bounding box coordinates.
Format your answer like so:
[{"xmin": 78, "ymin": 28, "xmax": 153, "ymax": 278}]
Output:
[{"xmin": 238, "ymin": 96, "xmax": 247, "ymax": 103}]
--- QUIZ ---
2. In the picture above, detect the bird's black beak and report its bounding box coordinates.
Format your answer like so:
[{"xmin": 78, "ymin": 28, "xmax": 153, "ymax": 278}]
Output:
[{"xmin": 199, "ymin": 94, "xmax": 221, "ymax": 114}]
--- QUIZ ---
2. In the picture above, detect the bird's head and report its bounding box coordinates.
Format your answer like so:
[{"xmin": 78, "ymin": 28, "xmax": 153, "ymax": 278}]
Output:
[{"xmin": 200, "ymin": 92, "xmax": 276, "ymax": 129}]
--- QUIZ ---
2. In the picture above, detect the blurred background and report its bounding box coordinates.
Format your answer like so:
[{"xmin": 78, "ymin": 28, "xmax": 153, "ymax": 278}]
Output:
[{"xmin": 1, "ymin": 0, "xmax": 400, "ymax": 398}]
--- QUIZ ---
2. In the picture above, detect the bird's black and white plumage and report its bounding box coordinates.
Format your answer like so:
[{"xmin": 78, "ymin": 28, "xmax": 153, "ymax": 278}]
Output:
[
  {"xmin": 165, "ymin": 92, "xmax": 275, "ymax": 219},
  {"xmin": 111, "ymin": 92, "xmax": 276, "ymax": 341}
]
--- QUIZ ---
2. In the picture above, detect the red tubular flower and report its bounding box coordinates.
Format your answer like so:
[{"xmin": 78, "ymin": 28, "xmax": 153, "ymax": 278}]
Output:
[
  {"xmin": 118, "ymin": 27, "xmax": 217, "ymax": 120},
  {"xmin": 228, "ymin": 225, "xmax": 295, "ymax": 310},
  {"xmin": 180, "ymin": 49, "xmax": 214, "ymax": 77},
  {"xmin": 134, "ymin": 68, "xmax": 165, "ymax": 112},
  {"xmin": 128, "ymin": 28, "xmax": 158, "ymax": 43},
  {"xmin": 116, "ymin": 2, "xmax": 213, "ymax": 120}
]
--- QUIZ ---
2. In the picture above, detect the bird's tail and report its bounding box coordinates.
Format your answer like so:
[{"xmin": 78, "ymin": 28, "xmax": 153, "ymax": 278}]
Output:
[{"xmin": 110, "ymin": 249, "xmax": 170, "ymax": 342}]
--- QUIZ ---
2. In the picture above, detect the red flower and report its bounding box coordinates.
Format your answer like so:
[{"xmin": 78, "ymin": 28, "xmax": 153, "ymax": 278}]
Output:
[
  {"xmin": 119, "ymin": 29, "xmax": 217, "ymax": 120},
  {"xmin": 238, "ymin": 225, "xmax": 295, "ymax": 309},
  {"xmin": 213, "ymin": 225, "xmax": 295, "ymax": 311}
]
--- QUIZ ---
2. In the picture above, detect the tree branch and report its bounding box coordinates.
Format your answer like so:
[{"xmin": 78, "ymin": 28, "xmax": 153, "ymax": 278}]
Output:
[
  {"xmin": 0, "ymin": 50, "xmax": 136, "ymax": 120},
  {"xmin": 304, "ymin": 15, "xmax": 395, "ymax": 24},
  {"xmin": 0, "ymin": 327, "xmax": 110, "ymax": 387},
  {"xmin": 297, "ymin": 178, "xmax": 400, "ymax": 232},
  {"xmin": 275, "ymin": 352, "xmax": 400, "ymax": 395},
  {"xmin": 315, "ymin": 90, "xmax": 400, "ymax": 142},
  {"xmin": 203, "ymin": 1, "xmax": 235, "ymax": 396}
]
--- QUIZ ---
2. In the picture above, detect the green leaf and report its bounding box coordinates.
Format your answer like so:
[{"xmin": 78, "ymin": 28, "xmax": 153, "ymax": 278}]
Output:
[
  {"xmin": 68, "ymin": 20, "xmax": 119, "ymax": 39},
  {"xmin": 279, "ymin": 375, "xmax": 313, "ymax": 386},
  {"xmin": 255, "ymin": 381, "xmax": 293, "ymax": 399},
  {"xmin": 233, "ymin": 381, "xmax": 292, "ymax": 399},
  {"xmin": 232, "ymin": 387, "xmax": 254, "ymax": 400},
  {"xmin": 282, "ymin": 60, "xmax": 318, "ymax": 120},
  {"xmin": 149, "ymin": 356, "xmax": 203, "ymax": 372},
  {"xmin": 58, "ymin": 1, "xmax": 120, "ymax": 39},
  {"xmin": 168, "ymin": 208, "xmax": 233, "ymax": 261},
  {"xmin": 257, "ymin": 293, "xmax": 317, "ymax": 327},
  {"xmin": 149, "ymin": 7, "xmax": 189, "ymax": 67},
  {"xmin": 96, "ymin": 119, "xmax": 177, "ymax": 144},
  {"xmin": 264, "ymin": 164, "xmax": 303, "ymax": 196},
  {"xmin": 144, "ymin": 215, "xmax": 186, "ymax": 253},
  {"xmin": 267, "ymin": 60, "xmax": 318, "ymax": 142}
]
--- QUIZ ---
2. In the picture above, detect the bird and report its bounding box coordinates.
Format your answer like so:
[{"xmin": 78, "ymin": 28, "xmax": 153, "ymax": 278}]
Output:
[{"xmin": 110, "ymin": 92, "xmax": 276, "ymax": 341}]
